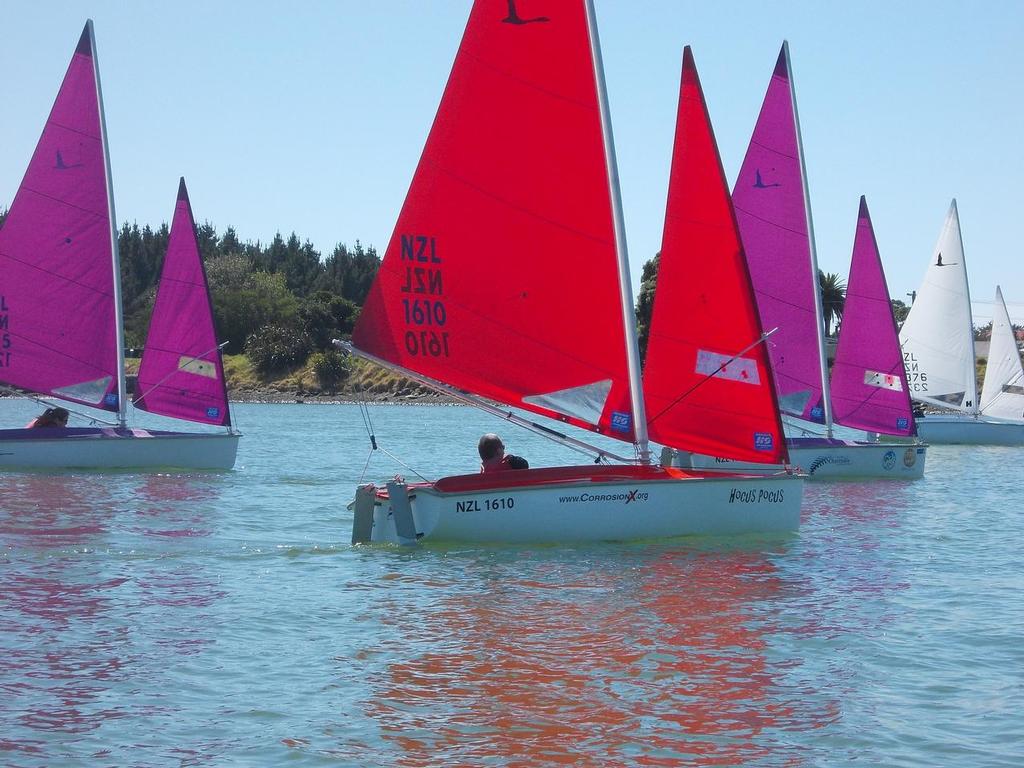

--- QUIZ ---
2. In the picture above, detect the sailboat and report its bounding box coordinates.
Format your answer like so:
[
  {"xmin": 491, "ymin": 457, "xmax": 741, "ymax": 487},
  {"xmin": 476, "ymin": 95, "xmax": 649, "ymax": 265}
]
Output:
[
  {"xmin": 344, "ymin": 0, "xmax": 802, "ymax": 545},
  {"xmin": 0, "ymin": 21, "xmax": 239, "ymax": 469},
  {"xmin": 900, "ymin": 201, "xmax": 1024, "ymax": 444},
  {"xmin": 689, "ymin": 43, "xmax": 924, "ymax": 479}
]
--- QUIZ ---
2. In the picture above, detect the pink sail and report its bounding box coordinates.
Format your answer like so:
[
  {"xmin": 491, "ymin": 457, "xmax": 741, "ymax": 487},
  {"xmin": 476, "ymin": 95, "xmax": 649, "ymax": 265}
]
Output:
[
  {"xmin": 134, "ymin": 179, "xmax": 230, "ymax": 426},
  {"xmin": 732, "ymin": 45, "xmax": 825, "ymax": 423},
  {"xmin": 0, "ymin": 23, "xmax": 120, "ymax": 410},
  {"xmin": 830, "ymin": 198, "xmax": 915, "ymax": 436}
]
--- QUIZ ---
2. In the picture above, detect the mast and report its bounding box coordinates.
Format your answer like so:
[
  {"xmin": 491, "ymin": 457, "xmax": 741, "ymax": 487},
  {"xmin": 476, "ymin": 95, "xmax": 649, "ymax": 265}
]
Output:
[
  {"xmin": 785, "ymin": 41, "xmax": 833, "ymax": 437},
  {"xmin": 949, "ymin": 199, "xmax": 979, "ymax": 414},
  {"xmin": 89, "ymin": 19, "xmax": 127, "ymax": 428},
  {"xmin": 584, "ymin": 0, "xmax": 651, "ymax": 463}
]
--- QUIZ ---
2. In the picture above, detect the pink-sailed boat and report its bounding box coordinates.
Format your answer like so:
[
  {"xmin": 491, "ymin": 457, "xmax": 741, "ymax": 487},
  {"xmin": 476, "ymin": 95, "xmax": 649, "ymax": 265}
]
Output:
[
  {"xmin": 343, "ymin": 1, "xmax": 801, "ymax": 544},
  {"xmin": 687, "ymin": 43, "xmax": 925, "ymax": 479},
  {"xmin": 0, "ymin": 21, "xmax": 238, "ymax": 469}
]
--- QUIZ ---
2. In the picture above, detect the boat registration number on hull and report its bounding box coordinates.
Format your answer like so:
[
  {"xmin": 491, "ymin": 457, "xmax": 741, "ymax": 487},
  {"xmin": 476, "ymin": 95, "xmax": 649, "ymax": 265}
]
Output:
[{"xmin": 456, "ymin": 497, "xmax": 515, "ymax": 513}]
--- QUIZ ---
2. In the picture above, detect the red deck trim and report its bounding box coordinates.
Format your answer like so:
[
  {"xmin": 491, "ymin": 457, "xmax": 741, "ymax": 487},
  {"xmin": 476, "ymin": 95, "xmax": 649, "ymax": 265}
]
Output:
[{"xmin": 427, "ymin": 464, "xmax": 702, "ymax": 494}]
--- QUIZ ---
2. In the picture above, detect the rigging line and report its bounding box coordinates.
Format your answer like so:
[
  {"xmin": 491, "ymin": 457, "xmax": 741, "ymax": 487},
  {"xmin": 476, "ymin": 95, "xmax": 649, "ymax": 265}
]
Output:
[
  {"xmin": 647, "ymin": 327, "xmax": 778, "ymax": 426},
  {"xmin": 357, "ymin": 446, "xmax": 375, "ymax": 485},
  {"xmin": 377, "ymin": 445, "xmax": 431, "ymax": 483}
]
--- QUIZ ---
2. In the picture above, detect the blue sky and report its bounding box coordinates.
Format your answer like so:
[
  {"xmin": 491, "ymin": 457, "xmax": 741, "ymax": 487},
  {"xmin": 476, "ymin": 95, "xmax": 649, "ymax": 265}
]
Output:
[{"xmin": 2, "ymin": 1, "xmax": 1022, "ymax": 322}]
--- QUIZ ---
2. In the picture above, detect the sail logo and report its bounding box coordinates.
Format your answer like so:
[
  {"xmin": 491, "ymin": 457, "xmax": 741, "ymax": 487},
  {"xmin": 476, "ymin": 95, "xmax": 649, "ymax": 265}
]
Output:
[
  {"xmin": 809, "ymin": 405, "xmax": 824, "ymax": 421},
  {"xmin": 610, "ymin": 411, "xmax": 631, "ymax": 433},
  {"xmin": 104, "ymin": 393, "xmax": 118, "ymax": 407},
  {"xmin": 206, "ymin": 407, "xmax": 220, "ymax": 419},
  {"xmin": 502, "ymin": 0, "xmax": 549, "ymax": 24},
  {"xmin": 753, "ymin": 169, "xmax": 781, "ymax": 188},
  {"xmin": 754, "ymin": 432, "xmax": 774, "ymax": 451},
  {"xmin": 896, "ymin": 417, "xmax": 909, "ymax": 430}
]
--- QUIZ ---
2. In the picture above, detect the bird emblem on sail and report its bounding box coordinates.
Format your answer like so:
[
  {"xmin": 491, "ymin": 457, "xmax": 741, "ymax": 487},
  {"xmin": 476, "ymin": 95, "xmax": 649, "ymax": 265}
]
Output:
[
  {"xmin": 935, "ymin": 253, "xmax": 957, "ymax": 267},
  {"xmin": 753, "ymin": 169, "xmax": 781, "ymax": 188},
  {"xmin": 55, "ymin": 149, "xmax": 84, "ymax": 170},
  {"xmin": 502, "ymin": 0, "xmax": 549, "ymax": 24}
]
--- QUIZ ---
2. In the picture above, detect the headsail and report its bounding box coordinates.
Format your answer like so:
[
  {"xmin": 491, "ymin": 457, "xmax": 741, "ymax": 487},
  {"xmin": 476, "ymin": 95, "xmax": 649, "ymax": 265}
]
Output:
[
  {"xmin": 898, "ymin": 200, "xmax": 978, "ymax": 413},
  {"xmin": 642, "ymin": 48, "xmax": 787, "ymax": 464},
  {"xmin": 352, "ymin": 0, "xmax": 637, "ymax": 442},
  {"xmin": 0, "ymin": 22, "xmax": 120, "ymax": 411},
  {"xmin": 732, "ymin": 43, "xmax": 828, "ymax": 425},
  {"xmin": 830, "ymin": 198, "xmax": 915, "ymax": 436},
  {"xmin": 134, "ymin": 179, "xmax": 231, "ymax": 426},
  {"xmin": 979, "ymin": 287, "xmax": 1024, "ymax": 421}
]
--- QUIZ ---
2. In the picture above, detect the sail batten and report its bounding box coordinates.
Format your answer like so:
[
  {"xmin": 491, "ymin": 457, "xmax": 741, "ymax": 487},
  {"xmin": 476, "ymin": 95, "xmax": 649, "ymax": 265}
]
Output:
[
  {"xmin": 830, "ymin": 197, "xmax": 915, "ymax": 436},
  {"xmin": 642, "ymin": 47, "xmax": 788, "ymax": 464},
  {"xmin": 353, "ymin": 0, "xmax": 636, "ymax": 442},
  {"xmin": 0, "ymin": 21, "xmax": 120, "ymax": 412}
]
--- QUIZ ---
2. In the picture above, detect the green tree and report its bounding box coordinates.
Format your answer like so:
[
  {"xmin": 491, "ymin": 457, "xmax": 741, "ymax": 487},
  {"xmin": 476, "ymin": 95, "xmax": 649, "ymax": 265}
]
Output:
[
  {"xmin": 891, "ymin": 298, "xmax": 910, "ymax": 327},
  {"xmin": 206, "ymin": 255, "xmax": 299, "ymax": 350},
  {"xmin": 819, "ymin": 270, "xmax": 846, "ymax": 337},
  {"xmin": 634, "ymin": 253, "xmax": 660, "ymax": 363}
]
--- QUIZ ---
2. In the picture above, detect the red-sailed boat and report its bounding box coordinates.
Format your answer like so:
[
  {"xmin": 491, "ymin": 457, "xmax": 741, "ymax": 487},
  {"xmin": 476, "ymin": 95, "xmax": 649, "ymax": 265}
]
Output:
[{"xmin": 344, "ymin": 0, "xmax": 802, "ymax": 543}]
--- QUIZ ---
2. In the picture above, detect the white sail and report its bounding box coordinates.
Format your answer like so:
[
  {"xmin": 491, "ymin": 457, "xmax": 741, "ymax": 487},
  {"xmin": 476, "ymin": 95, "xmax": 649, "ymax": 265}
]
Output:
[
  {"xmin": 899, "ymin": 200, "xmax": 978, "ymax": 413},
  {"xmin": 979, "ymin": 287, "xmax": 1024, "ymax": 421}
]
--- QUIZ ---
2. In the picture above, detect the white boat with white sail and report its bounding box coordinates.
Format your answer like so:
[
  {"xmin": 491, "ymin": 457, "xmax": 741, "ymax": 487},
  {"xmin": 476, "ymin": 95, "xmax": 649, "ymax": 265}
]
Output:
[
  {"xmin": 344, "ymin": 1, "xmax": 802, "ymax": 544},
  {"xmin": 899, "ymin": 201, "xmax": 1024, "ymax": 445}
]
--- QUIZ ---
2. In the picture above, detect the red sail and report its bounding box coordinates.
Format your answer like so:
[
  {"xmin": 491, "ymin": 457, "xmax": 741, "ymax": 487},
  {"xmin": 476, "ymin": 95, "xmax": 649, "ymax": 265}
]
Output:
[
  {"xmin": 642, "ymin": 48, "xmax": 788, "ymax": 464},
  {"xmin": 352, "ymin": 0, "xmax": 636, "ymax": 442}
]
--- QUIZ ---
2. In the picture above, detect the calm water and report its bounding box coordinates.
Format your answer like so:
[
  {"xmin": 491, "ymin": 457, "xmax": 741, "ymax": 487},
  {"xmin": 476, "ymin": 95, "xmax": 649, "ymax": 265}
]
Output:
[{"xmin": 1, "ymin": 399, "xmax": 1022, "ymax": 767}]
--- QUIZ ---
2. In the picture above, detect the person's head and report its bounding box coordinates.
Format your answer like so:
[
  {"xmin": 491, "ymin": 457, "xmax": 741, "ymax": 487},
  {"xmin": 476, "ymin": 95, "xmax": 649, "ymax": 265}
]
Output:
[
  {"xmin": 38, "ymin": 407, "xmax": 69, "ymax": 427},
  {"xmin": 478, "ymin": 433, "xmax": 504, "ymax": 462}
]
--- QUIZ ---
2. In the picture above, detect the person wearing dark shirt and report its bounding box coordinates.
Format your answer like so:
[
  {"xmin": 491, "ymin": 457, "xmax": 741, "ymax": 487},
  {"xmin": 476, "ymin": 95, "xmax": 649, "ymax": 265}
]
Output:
[{"xmin": 478, "ymin": 433, "xmax": 529, "ymax": 473}]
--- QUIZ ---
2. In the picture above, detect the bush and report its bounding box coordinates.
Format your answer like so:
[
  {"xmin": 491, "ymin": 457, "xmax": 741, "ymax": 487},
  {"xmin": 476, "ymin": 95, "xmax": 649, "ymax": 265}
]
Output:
[
  {"xmin": 310, "ymin": 350, "xmax": 352, "ymax": 391},
  {"xmin": 245, "ymin": 325, "xmax": 312, "ymax": 374}
]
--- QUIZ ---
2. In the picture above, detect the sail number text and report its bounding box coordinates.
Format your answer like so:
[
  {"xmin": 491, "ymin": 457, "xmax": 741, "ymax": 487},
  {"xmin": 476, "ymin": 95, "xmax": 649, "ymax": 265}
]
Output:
[
  {"xmin": 399, "ymin": 234, "xmax": 449, "ymax": 357},
  {"xmin": 903, "ymin": 352, "xmax": 928, "ymax": 392}
]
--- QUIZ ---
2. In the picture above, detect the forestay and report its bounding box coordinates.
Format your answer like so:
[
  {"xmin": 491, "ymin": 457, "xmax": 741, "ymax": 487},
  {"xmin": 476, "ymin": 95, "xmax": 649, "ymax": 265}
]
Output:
[
  {"xmin": 899, "ymin": 200, "xmax": 978, "ymax": 412},
  {"xmin": 830, "ymin": 198, "xmax": 916, "ymax": 436},
  {"xmin": 0, "ymin": 25, "xmax": 120, "ymax": 411},
  {"xmin": 134, "ymin": 179, "xmax": 231, "ymax": 426},
  {"xmin": 352, "ymin": 0, "xmax": 637, "ymax": 442},
  {"xmin": 642, "ymin": 48, "xmax": 787, "ymax": 465}
]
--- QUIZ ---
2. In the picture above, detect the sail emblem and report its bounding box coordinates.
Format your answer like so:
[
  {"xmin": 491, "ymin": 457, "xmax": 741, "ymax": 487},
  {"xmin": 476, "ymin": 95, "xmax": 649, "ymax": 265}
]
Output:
[
  {"xmin": 55, "ymin": 148, "xmax": 84, "ymax": 170},
  {"xmin": 753, "ymin": 169, "xmax": 781, "ymax": 188},
  {"xmin": 502, "ymin": 0, "xmax": 549, "ymax": 24}
]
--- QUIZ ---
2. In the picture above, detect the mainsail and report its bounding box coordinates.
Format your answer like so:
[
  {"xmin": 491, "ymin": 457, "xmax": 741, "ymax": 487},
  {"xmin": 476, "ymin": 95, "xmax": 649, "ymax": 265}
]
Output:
[
  {"xmin": 898, "ymin": 200, "xmax": 977, "ymax": 412},
  {"xmin": 979, "ymin": 287, "xmax": 1024, "ymax": 421},
  {"xmin": 642, "ymin": 48, "xmax": 787, "ymax": 464},
  {"xmin": 732, "ymin": 43, "xmax": 828, "ymax": 425},
  {"xmin": 0, "ymin": 23, "xmax": 120, "ymax": 410},
  {"xmin": 134, "ymin": 179, "xmax": 231, "ymax": 426},
  {"xmin": 830, "ymin": 198, "xmax": 915, "ymax": 436},
  {"xmin": 353, "ymin": 0, "xmax": 637, "ymax": 441}
]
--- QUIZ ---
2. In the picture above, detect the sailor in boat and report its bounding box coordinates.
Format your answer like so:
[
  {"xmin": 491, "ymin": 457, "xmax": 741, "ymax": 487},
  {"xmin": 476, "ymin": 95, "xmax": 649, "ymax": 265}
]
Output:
[
  {"xmin": 26, "ymin": 407, "xmax": 70, "ymax": 429},
  {"xmin": 478, "ymin": 433, "xmax": 529, "ymax": 473}
]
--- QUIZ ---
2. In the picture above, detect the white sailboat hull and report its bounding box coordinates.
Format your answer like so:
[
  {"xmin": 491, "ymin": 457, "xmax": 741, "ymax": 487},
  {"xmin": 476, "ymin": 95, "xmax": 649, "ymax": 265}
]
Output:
[
  {"xmin": 688, "ymin": 438, "xmax": 927, "ymax": 479},
  {"xmin": 0, "ymin": 427, "xmax": 239, "ymax": 470},
  {"xmin": 351, "ymin": 466, "xmax": 802, "ymax": 544},
  {"xmin": 913, "ymin": 414, "xmax": 1024, "ymax": 445}
]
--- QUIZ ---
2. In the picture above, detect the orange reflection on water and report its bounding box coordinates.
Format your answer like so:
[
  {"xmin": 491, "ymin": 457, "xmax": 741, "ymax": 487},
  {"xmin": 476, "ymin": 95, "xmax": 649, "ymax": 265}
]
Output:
[{"xmin": 362, "ymin": 545, "xmax": 833, "ymax": 766}]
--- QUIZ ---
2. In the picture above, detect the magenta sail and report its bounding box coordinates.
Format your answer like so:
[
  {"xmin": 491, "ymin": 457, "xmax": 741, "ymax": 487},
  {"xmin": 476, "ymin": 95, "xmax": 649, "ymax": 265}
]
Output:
[
  {"xmin": 134, "ymin": 179, "xmax": 230, "ymax": 426},
  {"xmin": 0, "ymin": 24, "xmax": 120, "ymax": 410},
  {"xmin": 830, "ymin": 198, "xmax": 915, "ymax": 436},
  {"xmin": 732, "ymin": 45, "xmax": 824, "ymax": 423}
]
